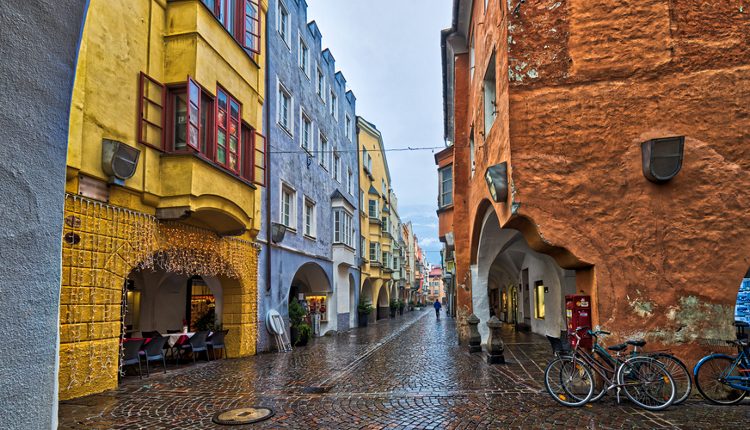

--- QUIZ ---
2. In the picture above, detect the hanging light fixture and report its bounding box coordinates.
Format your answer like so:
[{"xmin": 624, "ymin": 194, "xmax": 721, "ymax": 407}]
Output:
[{"xmin": 271, "ymin": 222, "xmax": 287, "ymax": 244}]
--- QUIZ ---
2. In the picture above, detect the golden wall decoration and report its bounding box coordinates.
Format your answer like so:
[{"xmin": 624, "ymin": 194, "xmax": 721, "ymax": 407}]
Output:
[{"xmin": 59, "ymin": 194, "xmax": 258, "ymax": 400}]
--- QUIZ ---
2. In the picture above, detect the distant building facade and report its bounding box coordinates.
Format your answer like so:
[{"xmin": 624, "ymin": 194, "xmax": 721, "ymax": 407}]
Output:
[{"xmin": 258, "ymin": 0, "xmax": 359, "ymax": 350}]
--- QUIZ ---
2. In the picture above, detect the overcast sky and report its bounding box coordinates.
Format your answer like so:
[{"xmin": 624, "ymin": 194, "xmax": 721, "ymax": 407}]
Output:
[{"xmin": 306, "ymin": 0, "xmax": 452, "ymax": 265}]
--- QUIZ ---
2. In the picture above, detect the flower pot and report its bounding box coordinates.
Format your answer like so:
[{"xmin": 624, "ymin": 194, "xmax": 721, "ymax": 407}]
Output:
[
  {"xmin": 358, "ymin": 312, "xmax": 369, "ymax": 327},
  {"xmin": 389, "ymin": 308, "xmax": 396, "ymax": 318}
]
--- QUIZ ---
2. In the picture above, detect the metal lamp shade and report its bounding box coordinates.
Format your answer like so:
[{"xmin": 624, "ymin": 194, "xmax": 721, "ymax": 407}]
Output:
[
  {"xmin": 641, "ymin": 137, "xmax": 684, "ymax": 183},
  {"xmin": 484, "ymin": 162, "xmax": 508, "ymax": 202},
  {"xmin": 271, "ymin": 222, "xmax": 287, "ymax": 244}
]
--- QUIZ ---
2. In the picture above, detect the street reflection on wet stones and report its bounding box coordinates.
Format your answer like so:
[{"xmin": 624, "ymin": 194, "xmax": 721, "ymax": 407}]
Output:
[{"xmin": 59, "ymin": 311, "xmax": 750, "ymax": 429}]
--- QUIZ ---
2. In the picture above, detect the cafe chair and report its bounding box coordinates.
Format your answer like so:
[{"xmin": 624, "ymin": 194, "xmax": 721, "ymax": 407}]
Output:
[
  {"xmin": 140, "ymin": 335, "xmax": 169, "ymax": 376},
  {"xmin": 206, "ymin": 329, "xmax": 229, "ymax": 360},
  {"xmin": 178, "ymin": 331, "xmax": 210, "ymax": 364},
  {"xmin": 121, "ymin": 339, "xmax": 145, "ymax": 379}
]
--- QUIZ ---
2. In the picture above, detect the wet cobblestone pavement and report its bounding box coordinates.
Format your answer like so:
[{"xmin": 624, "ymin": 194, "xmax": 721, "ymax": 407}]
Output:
[{"xmin": 59, "ymin": 310, "xmax": 750, "ymax": 429}]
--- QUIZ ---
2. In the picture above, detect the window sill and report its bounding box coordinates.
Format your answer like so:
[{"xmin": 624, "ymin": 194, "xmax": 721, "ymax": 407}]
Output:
[
  {"xmin": 333, "ymin": 243, "xmax": 355, "ymax": 252},
  {"xmin": 436, "ymin": 204, "xmax": 454, "ymax": 214},
  {"xmin": 277, "ymin": 122, "xmax": 294, "ymax": 139},
  {"xmin": 304, "ymin": 234, "xmax": 316, "ymax": 241}
]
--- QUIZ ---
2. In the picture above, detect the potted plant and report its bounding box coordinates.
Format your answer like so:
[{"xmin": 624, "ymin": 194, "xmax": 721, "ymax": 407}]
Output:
[
  {"xmin": 288, "ymin": 300, "xmax": 310, "ymax": 346},
  {"xmin": 357, "ymin": 299, "xmax": 373, "ymax": 327},
  {"xmin": 397, "ymin": 299, "xmax": 405, "ymax": 315},
  {"xmin": 389, "ymin": 298, "xmax": 398, "ymax": 318}
]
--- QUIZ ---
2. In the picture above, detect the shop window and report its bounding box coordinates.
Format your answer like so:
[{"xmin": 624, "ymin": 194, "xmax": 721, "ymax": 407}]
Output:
[{"xmin": 534, "ymin": 281, "xmax": 545, "ymax": 319}]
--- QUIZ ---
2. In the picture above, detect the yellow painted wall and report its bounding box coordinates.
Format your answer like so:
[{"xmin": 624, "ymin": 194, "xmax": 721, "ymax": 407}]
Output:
[
  {"xmin": 357, "ymin": 118, "xmax": 394, "ymax": 306},
  {"xmin": 61, "ymin": 0, "xmax": 267, "ymax": 400}
]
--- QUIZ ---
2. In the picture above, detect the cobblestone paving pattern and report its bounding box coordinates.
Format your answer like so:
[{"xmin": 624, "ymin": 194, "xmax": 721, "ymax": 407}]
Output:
[{"xmin": 59, "ymin": 310, "xmax": 750, "ymax": 429}]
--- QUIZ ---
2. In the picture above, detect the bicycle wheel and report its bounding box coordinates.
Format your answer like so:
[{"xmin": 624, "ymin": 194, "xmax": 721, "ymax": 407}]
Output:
[
  {"xmin": 651, "ymin": 353, "xmax": 691, "ymax": 405},
  {"xmin": 617, "ymin": 356, "xmax": 675, "ymax": 411},
  {"xmin": 694, "ymin": 355, "xmax": 748, "ymax": 405},
  {"xmin": 544, "ymin": 356, "xmax": 594, "ymax": 407}
]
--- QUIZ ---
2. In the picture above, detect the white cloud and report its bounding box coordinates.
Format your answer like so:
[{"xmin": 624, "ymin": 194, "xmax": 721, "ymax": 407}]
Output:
[{"xmin": 419, "ymin": 237, "xmax": 439, "ymax": 248}]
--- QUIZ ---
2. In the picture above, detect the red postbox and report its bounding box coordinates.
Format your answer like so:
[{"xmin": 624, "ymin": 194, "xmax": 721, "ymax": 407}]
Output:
[{"xmin": 566, "ymin": 294, "xmax": 592, "ymax": 349}]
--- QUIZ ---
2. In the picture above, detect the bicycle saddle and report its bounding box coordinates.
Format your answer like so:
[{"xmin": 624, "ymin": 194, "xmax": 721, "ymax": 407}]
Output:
[
  {"xmin": 607, "ymin": 343, "xmax": 628, "ymax": 351},
  {"xmin": 626, "ymin": 340, "xmax": 646, "ymax": 347}
]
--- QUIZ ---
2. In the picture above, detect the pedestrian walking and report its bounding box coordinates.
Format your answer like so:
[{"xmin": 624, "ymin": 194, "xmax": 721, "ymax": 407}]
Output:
[{"xmin": 434, "ymin": 299, "xmax": 442, "ymax": 320}]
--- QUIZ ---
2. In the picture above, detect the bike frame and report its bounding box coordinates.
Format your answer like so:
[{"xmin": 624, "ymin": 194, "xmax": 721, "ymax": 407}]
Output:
[{"xmin": 694, "ymin": 350, "xmax": 750, "ymax": 392}]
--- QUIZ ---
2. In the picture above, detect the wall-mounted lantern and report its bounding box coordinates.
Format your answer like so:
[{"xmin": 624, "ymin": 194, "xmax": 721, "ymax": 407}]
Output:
[
  {"xmin": 641, "ymin": 136, "xmax": 684, "ymax": 183},
  {"xmin": 270, "ymin": 222, "xmax": 287, "ymax": 244},
  {"xmin": 102, "ymin": 139, "xmax": 140, "ymax": 185},
  {"xmin": 484, "ymin": 162, "xmax": 508, "ymax": 202}
]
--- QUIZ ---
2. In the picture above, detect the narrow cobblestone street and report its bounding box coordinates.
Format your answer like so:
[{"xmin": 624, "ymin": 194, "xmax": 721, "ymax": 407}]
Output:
[{"xmin": 59, "ymin": 311, "xmax": 750, "ymax": 429}]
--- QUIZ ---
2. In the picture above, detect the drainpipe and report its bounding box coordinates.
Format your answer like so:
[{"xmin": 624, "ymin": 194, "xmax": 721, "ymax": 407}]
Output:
[{"xmin": 264, "ymin": 15, "xmax": 272, "ymax": 300}]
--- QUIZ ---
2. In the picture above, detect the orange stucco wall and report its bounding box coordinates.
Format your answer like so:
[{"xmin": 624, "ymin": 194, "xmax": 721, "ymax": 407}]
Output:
[{"xmin": 447, "ymin": 0, "xmax": 750, "ymax": 359}]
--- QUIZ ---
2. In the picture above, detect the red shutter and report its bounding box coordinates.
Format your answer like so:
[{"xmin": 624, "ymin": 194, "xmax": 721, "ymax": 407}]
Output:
[
  {"xmin": 242, "ymin": 0, "xmax": 261, "ymax": 54},
  {"xmin": 138, "ymin": 72, "xmax": 166, "ymax": 149},
  {"xmin": 253, "ymin": 131, "xmax": 266, "ymax": 186},
  {"xmin": 186, "ymin": 76, "xmax": 201, "ymax": 150}
]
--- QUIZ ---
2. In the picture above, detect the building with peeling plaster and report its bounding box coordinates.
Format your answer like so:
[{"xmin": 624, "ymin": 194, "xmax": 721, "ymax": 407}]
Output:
[{"xmin": 437, "ymin": 0, "xmax": 750, "ymax": 361}]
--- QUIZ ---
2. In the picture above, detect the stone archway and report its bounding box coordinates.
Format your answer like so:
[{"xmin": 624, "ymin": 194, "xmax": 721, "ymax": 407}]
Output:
[
  {"xmin": 471, "ymin": 204, "xmax": 579, "ymax": 343},
  {"xmin": 59, "ymin": 194, "xmax": 259, "ymax": 400},
  {"xmin": 376, "ymin": 283, "xmax": 390, "ymax": 320},
  {"xmin": 289, "ymin": 262, "xmax": 332, "ymax": 336}
]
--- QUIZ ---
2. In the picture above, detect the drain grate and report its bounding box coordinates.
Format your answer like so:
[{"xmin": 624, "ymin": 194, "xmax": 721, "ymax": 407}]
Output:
[{"xmin": 212, "ymin": 407, "xmax": 274, "ymax": 425}]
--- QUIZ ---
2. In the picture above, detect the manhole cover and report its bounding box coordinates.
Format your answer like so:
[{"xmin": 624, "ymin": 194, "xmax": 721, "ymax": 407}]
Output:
[
  {"xmin": 302, "ymin": 386, "xmax": 329, "ymax": 394},
  {"xmin": 212, "ymin": 407, "xmax": 274, "ymax": 425}
]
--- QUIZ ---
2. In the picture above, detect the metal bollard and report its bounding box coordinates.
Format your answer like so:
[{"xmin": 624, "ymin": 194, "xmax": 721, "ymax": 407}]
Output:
[
  {"xmin": 467, "ymin": 314, "xmax": 481, "ymax": 353},
  {"xmin": 486, "ymin": 316, "xmax": 505, "ymax": 364}
]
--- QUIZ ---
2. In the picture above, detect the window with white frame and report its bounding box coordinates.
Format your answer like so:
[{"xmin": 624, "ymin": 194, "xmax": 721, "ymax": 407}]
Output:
[
  {"xmin": 345, "ymin": 114, "xmax": 352, "ymax": 140},
  {"xmin": 333, "ymin": 151, "xmax": 341, "ymax": 182},
  {"xmin": 438, "ymin": 164, "xmax": 453, "ymax": 207},
  {"xmin": 362, "ymin": 148, "xmax": 370, "ymax": 173},
  {"xmin": 300, "ymin": 111, "xmax": 312, "ymax": 152},
  {"xmin": 330, "ymin": 90, "xmax": 337, "ymax": 119},
  {"xmin": 381, "ymin": 179, "xmax": 386, "ymax": 195},
  {"xmin": 277, "ymin": 1, "xmax": 290, "ymax": 47},
  {"xmin": 319, "ymin": 132, "xmax": 329, "ymax": 170},
  {"xmin": 368, "ymin": 199, "xmax": 379, "ymax": 218},
  {"xmin": 369, "ymin": 242, "xmax": 381, "ymax": 263},
  {"xmin": 303, "ymin": 197, "xmax": 316, "ymax": 238},
  {"xmin": 280, "ymin": 183, "xmax": 296, "ymax": 230},
  {"xmin": 277, "ymin": 82, "xmax": 292, "ymax": 133},
  {"xmin": 316, "ymin": 68, "xmax": 325, "ymax": 101},
  {"xmin": 469, "ymin": 32, "xmax": 475, "ymax": 82},
  {"xmin": 333, "ymin": 209, "xmax": 354, "ymax": 248},
  {"xmin": 299, "ymin": 36, "xmax": 309, "ymax": 76}
]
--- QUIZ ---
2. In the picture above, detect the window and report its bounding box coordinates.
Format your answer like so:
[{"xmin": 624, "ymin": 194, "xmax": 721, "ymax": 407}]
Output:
[
  {"xmin": 334, "ymin": 209, "xmax": 354, "ymax": 247},
  {"xmin": 368, "ymin": 199, "xmax": 379, "ymax": 218},
  {"xmin": 381, "ymin": 179, "xmax": 386, "ymax": 195},
  {"xmin": 215, "ymin": 87, "xmax": 241, "ymax": 172},
  {"xmin": 300, "ymin": 112, "xmax": 312, "ymax": 152},
  {"xmin": 369, "ymin": 242, "xmax": 381, "ymax": 263},
  {"xmin": 439, "ymin": 165, "xmax": 453, "ymax": 207},
  {"xmin": 345, "ymin": 114, "xmax": 352, "ymax": 140},
  {"xmin": 483, "ymin": 51, "xmax": 497, "ymax": 137},
  {"xmin": 280, "ymin": 184, "xmax": 296, "ymax": 230},
  {"xmin": 469, "ymin": 32, "xmax": 475, "ymax": 82},
  {"xmin": 382, "ymin": 216, "xmax": 389, "ymax": 235},
  {"xmin": 299, "ymin": 36, "xmax": 309, "ymax": 76},
  {"xmin": 469, "ymin": 128, "xmax": 475, "ymax": 177},
  {"xmin": 277, "ymin": 1, "xmax": 290, "ymax": 47},
  {"xmin": 277, "ymin": 82, "xmax": 292, "ymax": 133},
  {"xmin": 319, "ymin": 132, "xmax": 329, "ymax": 170},
  {"xmin": 200, "ymin": 0, "xmax": 261, "ymax": 54},
  {"xmin": 316, "ymin": 68, "xmax": 325, "ymax": 101},
  {"xmin": 330, "ymin": 90, "xmax": 337, "ymax": 119},
  {"xmin": 382, "ymin": 251, "xmax": 391, "ymax": 269},
  {"xmin": 535, "ymin": 281, "xmax": 545, "ymax": 319},
  {"xmin": 347, "ymin": 168, "xmax": 353, "ymax": 195},
  {"xmin": 361, "ymin": 236, "xmax": 366, "ymax": 255},
  {"xmin": 303, "ymin": 198, "xmax": 316, "ymax": 238},
  {"xmin": 333, "ymin": 151, "xmax": 341, "ymax": 182},
  {"xmin": 366, "ymin": 152, "xmax": 373, "ymax": 173}
]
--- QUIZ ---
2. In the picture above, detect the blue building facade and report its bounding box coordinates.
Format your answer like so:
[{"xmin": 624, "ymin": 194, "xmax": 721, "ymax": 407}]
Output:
[{"xmin": 258, "ymin": 0, "xmax": 360, "ymax": 351}]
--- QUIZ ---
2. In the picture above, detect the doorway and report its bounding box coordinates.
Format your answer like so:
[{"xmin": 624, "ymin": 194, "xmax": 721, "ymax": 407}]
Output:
[{"xmin": 522, "ymin": 268, "xmax": 531, "ymax": 328}]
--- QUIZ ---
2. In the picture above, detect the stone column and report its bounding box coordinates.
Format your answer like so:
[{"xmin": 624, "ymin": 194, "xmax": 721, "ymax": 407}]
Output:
[
  {"xmin": 486, "ymin": 316, "xmax": 505, "ymax": 364},
  {"xmin": 467, "ymin": 314, "xmax": 481, "ymax": 353}
]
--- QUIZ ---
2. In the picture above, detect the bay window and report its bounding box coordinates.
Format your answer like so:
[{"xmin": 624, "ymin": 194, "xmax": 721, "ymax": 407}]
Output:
[
  {"xmin": 438, "ymin": 164, "xmax": 453, "ymax": 207},
  {"xmin": 200, "ymin": 0, "xmax": 261, "ymax": 54},
  {"xmin": 216, "ymin": 87, "xmax": 241, "ymax": 173},
  {"xmin": 368, "ymin": 199, "xmax": 379, "ymax": 218},
  {"xmin": 333, "ymin": 209, "xmax": 354, "ymax": 248}
]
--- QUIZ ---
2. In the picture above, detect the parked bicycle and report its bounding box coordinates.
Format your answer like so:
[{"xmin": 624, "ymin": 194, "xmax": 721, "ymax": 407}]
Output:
[
  {"xmin": 694, "ymin": 321, "xmax": 750, "ymax": 405},
  {"xmin": 544, "ymin": 326, "xmax": 676, "ymax": 411}
]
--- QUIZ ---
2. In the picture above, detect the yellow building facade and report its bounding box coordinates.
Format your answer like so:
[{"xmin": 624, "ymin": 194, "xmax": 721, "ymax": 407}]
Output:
[
  {"xmin": 357, "ymin": 117, "xmax": 395, "ymax": 322},
  {"xmin": 60, "ymin": 0, "xmax": 267, "ymax": 400}
]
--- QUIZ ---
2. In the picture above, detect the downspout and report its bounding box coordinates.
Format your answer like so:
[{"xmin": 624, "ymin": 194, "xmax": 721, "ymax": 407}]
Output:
[{"xmin": 264, "ymin": 10, "xmax": 272, "ymax": 299}]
